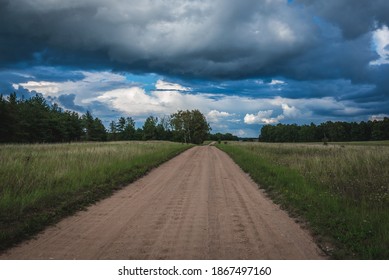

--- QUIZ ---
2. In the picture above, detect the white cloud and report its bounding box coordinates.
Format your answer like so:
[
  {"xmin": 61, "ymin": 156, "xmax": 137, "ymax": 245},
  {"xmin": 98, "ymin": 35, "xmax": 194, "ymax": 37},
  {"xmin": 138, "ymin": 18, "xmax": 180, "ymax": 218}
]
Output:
[
  {"xmin": 207, "ymin": 110, "xmax": 233, "ymax": 123},
  {"xmin": 17, "ymin": 81, "xmax": 60, "ymax": 96},
  {"xmin": 94, "ymin": 80, "xmax": 212, "ymax": 116},
  {"xmin": 228, "ymin": 119, "xmax": 241, "ymax": 123},
  {"xmin": 244, "ymin": 103, "xmax": 301, "ymax": 125},
  {"xmin": 81, "ymin": 71, "xmax": 126, "ymax": 83},
  {"xmin": 243, "ymin": 114, "xmax": 258, "ymax": 124},
  {"xmin": 236, "ymin": 129, "xmax": 246, "ymax": 136},
  {"xmin": 244, "ymin": 110, "xmax": 285, "ymax": 124},
  {"xmin": 371, "ymin": 25, "xmax": 389, "ymax": 65},
  {"xmin": 97, "ymin": 87, "xmax": 163, "ymax": 115},
  {"xmin": 270, "ymin": 79, "xmax": 286, "ymax": 85},
  {"xmin": 208, "ymin": 110, "xmax": 231, "ymax": 118},
  {"xmin": 281, "ymin": 103, "xmax": 300, "ymax": 118},
  {"xmin": 155, "ymin": 79, "xmax": 190, "ymax": 91},
  {"xmin": 16, "ymin": 71, "xmax": 127, "ymax": 100},
  {"xmin": 369, "ymin": 114, "xmax": 389, "ymax": 121}
]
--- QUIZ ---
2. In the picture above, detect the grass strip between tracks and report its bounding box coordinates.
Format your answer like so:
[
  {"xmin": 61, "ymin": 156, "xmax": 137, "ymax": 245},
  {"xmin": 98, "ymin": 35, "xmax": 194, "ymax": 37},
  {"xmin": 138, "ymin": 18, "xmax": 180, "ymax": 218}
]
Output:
[
  {"xmin": 217, "ymin": 142, "xmax": 389, "ymax": 259},
  {"xmin": 0, "ymin": 141, "xmax": 192, "ymax": 252}
]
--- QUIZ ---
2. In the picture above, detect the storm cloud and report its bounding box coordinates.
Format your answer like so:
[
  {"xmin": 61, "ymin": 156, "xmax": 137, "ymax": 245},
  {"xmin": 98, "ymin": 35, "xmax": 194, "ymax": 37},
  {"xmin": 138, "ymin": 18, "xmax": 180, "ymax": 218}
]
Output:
[
  {"xmin": 0, "ymin": 0, "xmax": 316, "ymax": 78},
  {"xmin": 1, "ymin": 0, "xmax": 388, "ymax": 136},
  {"xmin": 296, "ymin": 0, "xmax": 389, "ymax": 39}
]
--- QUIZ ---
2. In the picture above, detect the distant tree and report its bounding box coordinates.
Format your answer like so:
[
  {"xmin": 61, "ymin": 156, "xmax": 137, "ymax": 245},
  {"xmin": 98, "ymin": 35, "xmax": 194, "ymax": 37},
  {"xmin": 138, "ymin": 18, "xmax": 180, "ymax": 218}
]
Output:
[
  {"xmin": 208, "ymin": 132, "xmax": 239, "ymax": 141},
  {"xmin": 82, "ymin": 111, "xmax": 107, "ymax": 141},
  {"xmin": 82, "ymin": 111, "xmax": 95, "ymax": 141},
  {"xmin": 142, "ymin": 116, "xmax": 158, "ymax": 140},
  {"xmin": 92, "ymin": 118, "xmax": 107, "ymax": 141},
  {"xmin": 63, "ymin": 111, "xmax": 83, "ymax": 142},
  {"xmin": 298, "ymin": 123, "xmax": 317, "ymax": 142},
  {"xmin": 19, "ymin": 94, "xmax": 52, "ymax": 142},
  {"xmin": 134, "ymin": 128, "xmax": 144, "ymax": 140},
  {"xmin": 0, "ymin": 94, "xmax": 15, "ymax": 142},
  {"xmin": 116, "ymin": 117, "xmax": 126, "ymax": 140},
  {"xmin": 155, "ymin": 116, "xmax": 170, "ymax": 140},
  {"xmin": 170, "ymin": 109, "xmax": 210, "ymax": 144},
  {"xmin": 123, "ymin": 117, "xmax": 136, "ymax": 140},
  {"xmin": 109, "ymin": 120, "xmax": 118, "ymax": 141},
  {"xmin": 260, "ymin": 119, "xmax": 389, "ymax": 143},
  {"xmin": 383, "ymin": 118, "xmax": 389, "ymax": 139},
  {"xmin": 170, "ymin": 110, "xmax": 186, "ymax": 142},
  {"xmin": 0, "ymin": 93, "xmax": 106, "ymax": 143},
  {"xmin": 191, "ymin": 110, "xmax": 210, "ymax": 144},
  {"xmin": 371, "ymin": 120, "xmax": 385, "ymax": 140}
]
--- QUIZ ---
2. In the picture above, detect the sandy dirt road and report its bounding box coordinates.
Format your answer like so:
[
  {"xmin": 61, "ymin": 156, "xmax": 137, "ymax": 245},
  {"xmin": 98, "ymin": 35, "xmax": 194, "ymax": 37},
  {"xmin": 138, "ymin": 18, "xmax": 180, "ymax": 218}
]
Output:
[{"xmin": 1, "ymin": 146, "xmax": 324, "ymax": 259}]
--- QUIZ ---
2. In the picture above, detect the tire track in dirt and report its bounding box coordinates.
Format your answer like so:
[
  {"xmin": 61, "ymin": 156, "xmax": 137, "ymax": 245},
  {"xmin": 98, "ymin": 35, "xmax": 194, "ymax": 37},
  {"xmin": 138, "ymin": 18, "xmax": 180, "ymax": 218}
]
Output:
[{"xmin": 0, "ymin": 146, "xmax": 325, "ymax": 259}]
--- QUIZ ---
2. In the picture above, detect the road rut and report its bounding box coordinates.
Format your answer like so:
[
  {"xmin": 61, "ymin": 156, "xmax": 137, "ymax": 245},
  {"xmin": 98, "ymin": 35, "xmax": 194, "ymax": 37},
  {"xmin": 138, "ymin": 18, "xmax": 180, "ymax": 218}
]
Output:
[{"xmin": 1, "ymin": 146, "xmax": 324, "ymax": 259}]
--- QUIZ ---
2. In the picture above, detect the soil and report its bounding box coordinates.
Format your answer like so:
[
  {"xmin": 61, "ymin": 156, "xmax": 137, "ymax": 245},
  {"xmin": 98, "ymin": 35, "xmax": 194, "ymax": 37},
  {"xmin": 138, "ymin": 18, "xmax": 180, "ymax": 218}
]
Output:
[{"xmin": 0, "ymin": 146, "xmax": 325, "ymax": 259}]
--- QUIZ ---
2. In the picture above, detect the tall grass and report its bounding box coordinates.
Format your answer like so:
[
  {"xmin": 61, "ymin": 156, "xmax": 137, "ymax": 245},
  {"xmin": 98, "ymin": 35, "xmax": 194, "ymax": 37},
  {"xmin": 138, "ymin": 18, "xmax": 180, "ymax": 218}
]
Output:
[
  {"xmin": 218, "ymin": 142, "xmax": 389, "ymax": 259},
  {"xmin": 0, "ymin": 141, "xmax": 191, "ymax": 251}
]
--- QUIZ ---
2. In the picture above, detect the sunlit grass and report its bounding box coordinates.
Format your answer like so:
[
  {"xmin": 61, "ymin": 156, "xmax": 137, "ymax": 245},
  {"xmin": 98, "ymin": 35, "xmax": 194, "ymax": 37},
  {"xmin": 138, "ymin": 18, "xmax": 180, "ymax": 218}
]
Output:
[
  {"xmin": 0, "ymin": 141, "xmax": 191, "ymax": 251},
  {"xmin": 218, "ymin": 142, "xmax": 389, "ymax": 259}
]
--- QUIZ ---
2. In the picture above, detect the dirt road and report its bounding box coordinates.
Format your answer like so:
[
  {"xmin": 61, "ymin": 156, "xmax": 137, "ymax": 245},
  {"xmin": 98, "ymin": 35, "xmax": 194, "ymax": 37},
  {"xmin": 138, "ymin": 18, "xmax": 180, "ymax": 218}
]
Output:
[{"xmin": 1, "ymin": 146, "xmax": 324, "ymax": 259}]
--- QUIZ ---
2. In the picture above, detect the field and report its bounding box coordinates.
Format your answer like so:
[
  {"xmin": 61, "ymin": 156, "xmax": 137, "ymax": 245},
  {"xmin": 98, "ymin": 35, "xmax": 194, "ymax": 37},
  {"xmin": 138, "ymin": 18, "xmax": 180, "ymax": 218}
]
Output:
[
  {"xmin": 2, "ymin": 140, "xmax": 388, "ymax": 259},
  {"xmin": 0, "ymin": 141, "xmax": 191, "ymax": 251},
  {"xmin": 218, "ymin": 142, "xmax": 389, "ymax": 259},
  {"xmin": 1, "ymin": 145, "xmax": 324, "ymax": 259}
]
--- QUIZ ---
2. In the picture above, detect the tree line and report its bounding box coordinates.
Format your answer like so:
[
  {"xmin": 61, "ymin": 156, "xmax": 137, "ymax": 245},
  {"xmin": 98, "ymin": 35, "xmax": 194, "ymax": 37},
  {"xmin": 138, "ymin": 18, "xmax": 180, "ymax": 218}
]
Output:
[
  {"xmin": 260, "ymin": 119, "xmax": 389, "ymax": 143},
  {"xmin": 0, "ymin": 93, "xmax": 211, "ymax": 144},
  {"xmin": 208, "ymin": 132, "xmax": 239, "ymax": 142},
  {"xmin": 0, "ymin": 93, "xmax": 103, "ymax": 143}
]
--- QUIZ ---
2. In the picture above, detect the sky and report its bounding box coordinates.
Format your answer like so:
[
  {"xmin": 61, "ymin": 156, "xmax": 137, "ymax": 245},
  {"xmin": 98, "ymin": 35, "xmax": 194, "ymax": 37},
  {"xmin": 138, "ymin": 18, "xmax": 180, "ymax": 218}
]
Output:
[{"xmin": 1, "ymin": 0, "xmax": 389, "ymax": 137}]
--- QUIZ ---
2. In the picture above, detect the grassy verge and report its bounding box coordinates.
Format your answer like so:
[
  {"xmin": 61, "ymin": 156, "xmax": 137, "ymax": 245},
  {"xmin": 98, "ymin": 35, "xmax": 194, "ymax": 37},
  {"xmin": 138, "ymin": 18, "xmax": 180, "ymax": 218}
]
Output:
[
  {"xmin": 217, "ymin": 142, "xmax": 389, "ymax": 259},
  {"xmin": 0, "ymin": 141, "xmax": 192, "ymax": 252}
]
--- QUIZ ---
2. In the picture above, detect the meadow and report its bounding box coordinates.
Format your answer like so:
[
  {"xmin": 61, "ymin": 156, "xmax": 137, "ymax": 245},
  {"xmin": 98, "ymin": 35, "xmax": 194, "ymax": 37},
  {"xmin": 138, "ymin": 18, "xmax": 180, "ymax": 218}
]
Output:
[
  {"xmin": 218, "ymin": 142, "xmax": 389, "ymax": 259},
  {"xmin": 0, "ymin": 141, "xmax": 191, "ymax": 251}
]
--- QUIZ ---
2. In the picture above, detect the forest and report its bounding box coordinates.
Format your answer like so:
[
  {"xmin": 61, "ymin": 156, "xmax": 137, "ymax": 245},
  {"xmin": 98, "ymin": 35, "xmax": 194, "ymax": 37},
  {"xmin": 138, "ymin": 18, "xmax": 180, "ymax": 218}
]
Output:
[
  {"xmin": 260, "ymin": 119, "xmax": 389, "ymax": 143},
  {"xmin": 0, "ymin": 93, "xmax": 212, "ymax": 144}
]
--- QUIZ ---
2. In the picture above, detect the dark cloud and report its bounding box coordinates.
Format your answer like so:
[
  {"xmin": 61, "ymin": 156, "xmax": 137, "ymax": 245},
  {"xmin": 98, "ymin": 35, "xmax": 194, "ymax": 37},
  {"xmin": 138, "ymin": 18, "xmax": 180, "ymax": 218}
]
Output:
[
  {"xmin": 84, "ymin": 100, "xmax": 123, "ymax": 123},
  {"xmin": 280, "ymin": 32, "xmax": 377, "ymax": 83},
  {"xmin": 58, "ymin": 94, "xmax": 86, "ymax": 112},
  {"xmin": 0, "ymin": 36, "xmax": 43, "ymax": 68},
  {"xmin": 296, "ymin": 0, "xmax": 389, "ymax": 39},
  {"xmin": 0, "ymin": 72, "xmax": 37, "ymax": 98},
  {"xmin": 0, "ymin": 0, "xmax": 315, "ymax": 79},
  {"xmin": 1, "ymin": 0, "xmax": 385, "ymax": 92}
]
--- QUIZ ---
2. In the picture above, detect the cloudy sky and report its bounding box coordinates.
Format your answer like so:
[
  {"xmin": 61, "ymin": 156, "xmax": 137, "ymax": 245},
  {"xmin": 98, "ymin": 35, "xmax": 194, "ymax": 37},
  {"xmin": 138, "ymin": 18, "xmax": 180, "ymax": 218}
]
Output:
[{"xmin": 1, "ymin": 0, "xmax": 389, "ymax": 137}]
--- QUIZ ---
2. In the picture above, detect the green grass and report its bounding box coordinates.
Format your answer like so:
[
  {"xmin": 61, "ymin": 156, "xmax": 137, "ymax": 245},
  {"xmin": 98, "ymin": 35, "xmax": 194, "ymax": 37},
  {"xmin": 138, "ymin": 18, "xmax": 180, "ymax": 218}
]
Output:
[
  {"xmin": 0, "ymin": 141, "xmax": 192, "ymax": 252},
  {"xmin": 218, "ymin": 142, "xmax": 389, "ymax": 259},
  {"xmin": 330, "ymin": 140, "xmax": 389, "ymax": 146}
]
